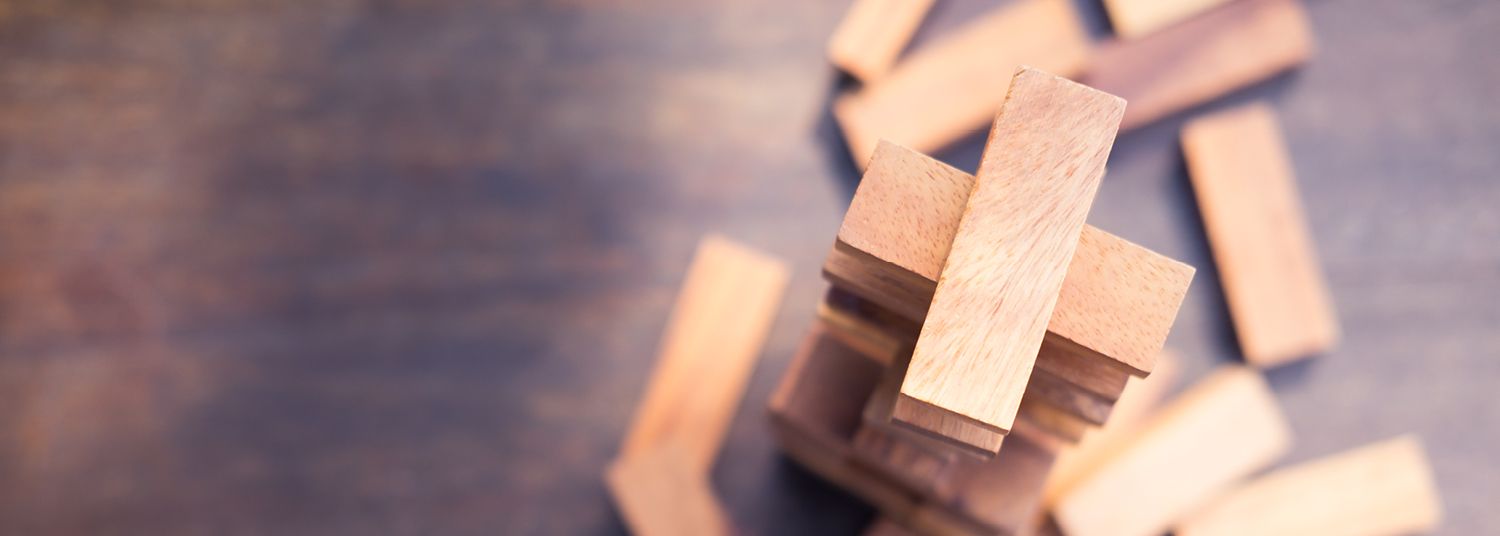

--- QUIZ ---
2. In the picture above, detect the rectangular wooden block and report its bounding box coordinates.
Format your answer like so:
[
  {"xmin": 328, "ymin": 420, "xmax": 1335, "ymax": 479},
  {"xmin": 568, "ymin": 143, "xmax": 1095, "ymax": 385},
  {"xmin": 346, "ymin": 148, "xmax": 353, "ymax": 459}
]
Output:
[
  {"xmin": 1176, "ymin": 435, "xmax": 1442, "ymax": 536},
  {"xmin": 833, "ymin": 0, "xmax": 1091, "ymax": 165},
  {"xmin": 1043, "ymin": 350, "xmax": 1179, "ymax": 508},
  {"xmin": 619, "ymin": 235, "xmax": 789, "ymax": 474},
  {"xmin": 1183, "ymin": 104, "xmax": 1338, "ymax": 367},
  {"xmin": 876, "ymin": 348, "xmax": 1005, "ymax": 456},
  {"xmin": 817, "ymin": 286, "xmax": 918, "ymax": 366},
  {"xmin": 1084, "ymin": 0, "xmax": 1314, "ymax": 130},
  {"xmin": 606, "ymin": 443, "xmax": 731, "ymax": 536},
  {"xmin": 827, "ymin": 140, "xmax": 1195, "ymax": 379},
  {"xmin": 827, "ymin": 0, "xmax": 936, "ymax": 82},
  {"xmin": 1102, "ymin": 0, "xmax": 1232, "ymax": 39},
  {"xmin": 895, "ymin": 67, "xmax": 1124, "ymax": 443},
  {"xmin": 1052, "ymin": 366, "xmax": 1292, "ymax": 536}
]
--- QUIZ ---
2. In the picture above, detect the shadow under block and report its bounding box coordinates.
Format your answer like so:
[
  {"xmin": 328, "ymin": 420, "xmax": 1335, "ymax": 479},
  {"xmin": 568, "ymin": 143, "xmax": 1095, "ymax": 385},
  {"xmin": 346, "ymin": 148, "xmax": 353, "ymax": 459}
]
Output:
[
  {"xmin": 1084, "ymin": 0, "xmax": 1313, "ymax": 131},
  {"xmin": 1176, "ymin": 435, "xmax": 1441, "ymax": 536},
  {"xmin": 618, "ymin": 235, "xmax": 790, "ymax": 475},
  {"xmin": 894, "ymin": 68, "xmax": 1124, "ymax": 445},
  {"xmin": 827, "ymin": 141, "xmax": 1195, "ymax": 380},
  {"xmin": 1183, "ymin": 104, "xmax": 1338, "ymax": 367},
  {"xmin": 1052, "ymin": 366, "xmax": 1292, "ymax": 536},
  {"xmin": 1043, "ymin": 350, "xmax": 1179, "ymax": 508},
  {"xmin": 827, "ymin": 0, "xmax": 936, "ymax": 83},
  {"xmin": 833, "ymin": 0, "xmax": 1091, "ymax": 165},
  {"xmin": 605, "ymin": 444, "xmax": 732, "ymax": 536},
  {"xmin": 1101, "ymin": 0, "xmax": 1232, "ymax": 39}
]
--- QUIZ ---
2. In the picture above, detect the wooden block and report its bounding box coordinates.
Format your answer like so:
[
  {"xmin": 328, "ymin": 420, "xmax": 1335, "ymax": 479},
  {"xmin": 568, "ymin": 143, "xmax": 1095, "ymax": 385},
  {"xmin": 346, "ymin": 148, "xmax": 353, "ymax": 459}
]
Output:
[
  {"xmin": 918, "ymin": 432, "xmax": 1059, "ymax": 535},
  {"xmin": 1043, "ymin": 350, "xmax": 1180, "ymax": 508},
  {"xmin": 1084, "ymin": 0, "xmax": 1314, "ymax": 131},
  {"xmin": 818, "ymin": 286, "xmax": 918, "ymax": 366},
  {"xmin": 1015, "ymin": 397, "xmax": 1091, "ymax": 445},
  {"xmin": 875, "ymin": 348, "xmax": 1005, "ymax": 457},
  {"xmin": 828, "ymin": 141, "xmax": 1195, "ymax": 379},
  {"xmin": 1183, "ymin": 104, "xmax": 1338, "ymax": 366},
  {"xmin": 850, "ymin": 424, "xmax": 960, "ymax": 498},
  {"xmin": 895, "ymin": 68, "xmax": 1124, "ymax": 444},
  {"xmin": 1101, "ymin": 0, "xmax": 1232, "ymax": 39},
  {"xmin": 827, "ymin": 0, "xmax": 936, "ymax": 82},
  {"xmin": 833, "ymin": 0, "xmax": 1091, "ymax": 165},
  {"xmin": 1024, "ymin": 367, "xmax": 1116, "ymax": 426},
  {"xmin": 1052, "ymin": 366, "xmax": 1292, "ymax": 536},
  {"xmin": 605, "ymin": 443, "xmax": 731, "ymax": 536},
  {"xmin": 619, "ymin": 236, "xmax": 789, "ymax": 475},
  {"xmin": 1176, "ymin": 435, "xmax": 1442, "ymax": 536}
]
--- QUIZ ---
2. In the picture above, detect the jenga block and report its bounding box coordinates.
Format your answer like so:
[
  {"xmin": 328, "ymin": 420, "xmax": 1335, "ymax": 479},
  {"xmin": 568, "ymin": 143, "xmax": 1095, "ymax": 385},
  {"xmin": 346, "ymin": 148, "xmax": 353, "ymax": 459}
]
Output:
[
  {"xmin": 1025, "ymin": 367, "xmax": 1116, "ymax": 426},
  {"xmin": 818, "ymin": 286, "xmax": 918, "ymax": 366},
  {"xmin": 1183, "ymin": 104, "xmax": 1338, "ymax": 367},
  {"xmin": 828, "ymin": 141, "xmax": 1195, "ymax": 379},
  {"xmin": 605, "ymin": 443, "xmax": 732, "ymax": 536},
  {"xmin": 1015, "ymin": 397, "xmax": 1092, "ymax": 445},
  {"xmin": 1052, "ymin": 367, "xmax": 1292, "ymax": 536},
  {"xmin": 833, "ymin": 0, "xmax": 1091, "ymax": 165},
  {"xmin": 851, "ymin": 425, "xmax": 961, "ymax": 498},
  {"xmin": 1101, "ymin": 0, "xmax": 1232, "ymax": 39},
  {"xmin": 1043, "ymin": 350, "xmax": 1179, "ymax": 508},
  {"xmin": 917, "ymin": 432, "xmax": 1059, "ymax": 535},
  {"xmin": 827, "ymin": 0, "xmax": 936, "ymax": 82},
  {"xmin": 619, "ymin": 236, "xmax": 789, "ymax": 475},
  {"xmin": 895, "ymin": 68, "xmax": 1124, "ymax": 445},
  {"xmin": 1176, "ymin": 436, "xmax": 1442, "ymax": 536},
  {"xmin": 863, "ymin": 347, "xmax": 998, "ymax": 461},
  {"xmin": 878, "ymin": 349, "xmax": 1006, "ymax": 456},
  {"xmin": 1084, "ymin": 0, "xmax": 1313, "ymax": 131}
]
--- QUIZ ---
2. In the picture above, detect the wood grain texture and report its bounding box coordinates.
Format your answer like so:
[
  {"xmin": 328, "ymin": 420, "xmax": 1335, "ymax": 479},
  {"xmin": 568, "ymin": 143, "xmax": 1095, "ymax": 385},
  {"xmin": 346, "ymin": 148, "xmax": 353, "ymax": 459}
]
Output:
[
  {"xmin": 831, "ymin": 141, "xmax": 1195, "ymax": 378},
  {"xmin": 895, "ymin": 68, "xmax": 1124, "ymax": 442},
  {"xmin": 1085, "ymin": 0, "xmax": 1314, "ymax": 130},
  {"xmin": 1184, "ymin": 104, "xmax": 1338, "ymax": 367},
  {"xmin": 1052, "ymin": 366, "xmax": 1292, "ymax": 536},
  {"xmin": 619, "ymin": 235, "xmax": 789, "ymax": 474},
  {"xmin": 833, "ymin": 0, "xmax": 1091, "ymax": 165},
  {"xmin": 605, "ymin": 443, "xmax": 732, "ymax": 536},
  {"xmin": 1101, "ymin": 0, "xmax": 1232, "ymax": 39},
  {"xmin": 827, "ymin": 0, "xmax": 936, "ymax": 82},
  {"xmin": 1043, "ymin": 350, "xmax": 1179, "ymax": 508},
  {"xmin": 1176, "ymin": 435, "xmax": 1442, "ymax": 536}
]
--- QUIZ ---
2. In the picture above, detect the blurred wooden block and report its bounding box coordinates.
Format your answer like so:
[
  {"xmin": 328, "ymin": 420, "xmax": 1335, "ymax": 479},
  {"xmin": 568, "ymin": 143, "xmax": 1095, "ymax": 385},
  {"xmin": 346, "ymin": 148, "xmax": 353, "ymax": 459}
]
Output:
[
  {"xmin": 1184, "ymin": 104, "xmax": 1338, "ymax": 367},
  {"xmin": 817, "ymin": 286, "xmax": 918, "ymax": 366},
  {"xmin": 863, "ymin": 517, "xmax": 920, "ymax": 536},
  {"xmin": 851, "ymin": 424, "xmax": 961, "ymax": 498},
  {"xmin": 618, "ymin": 235, "xmax": 789, "ymax": 474},
  {"xmin": 1025, "ymin": 367, "xmax": 1116, "ymax": 426},
  {"xmin": 827, "ymin": 0, "xmax": 936, "ymax": 82},
  {"xmin": 826, "ymin": 141, "xmax": 1195, "ymax": 382},
  {"xmin": 1043, "ymin": 350, "xmax": 1180, "ymax": 508},
  {"xmin": 911, "ymin": 432, "xmax": 1060, "ymax": 535},
  {"xmin": 1084, "ymin": 0, "xmax": 1314, "ymax": 130},
  {"xmin": 1101, "ymin": 0, "xmax": 1231, "ymax": 39},
  {"xmin": 833, "ymin": 0, "xmax": 1091, "ymax": 165},
  {"xmin": 1052, "ymin": 366, "xmax": 1292, "ymax": 536},
  {"xmin": 1176, "ymin": 435, "xmax": 1442, "ymax": 536},
  {"xmin": 895, "ymin": 68, "xmax": 1124, "ymax": 446},
  {"xmin": 605, "ymin": 443, "xmax": 731, "ymax": 536}
]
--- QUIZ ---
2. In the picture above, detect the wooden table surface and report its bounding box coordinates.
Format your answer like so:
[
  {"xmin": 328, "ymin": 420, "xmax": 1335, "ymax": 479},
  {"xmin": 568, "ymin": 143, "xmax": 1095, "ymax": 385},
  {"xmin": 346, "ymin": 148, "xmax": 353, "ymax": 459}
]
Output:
[{"xmin": 0, "ymin": 0, "xmax": 1494, "ymax": 534}]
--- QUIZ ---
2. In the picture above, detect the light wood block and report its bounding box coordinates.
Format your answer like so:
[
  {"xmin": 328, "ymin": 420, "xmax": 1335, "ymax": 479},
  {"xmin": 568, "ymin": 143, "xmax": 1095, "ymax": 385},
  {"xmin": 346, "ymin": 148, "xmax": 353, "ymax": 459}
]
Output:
[
  {"xmin": 1052, "ymin": 366, "xmax": 1292, "ymax": 536},
  {"xmin": 1102, "ymin": 0, "xmax": 1232, "ymax": 39},
  {"xmin": 827, "ymin": 0, "xmax": 936, "ymax": 82},
  {"xmin": 875, "ymin": 348, "xmax": 1005, "ymax": 456},
  {"xmin": 833, "ymin": 0, "xmax": 1091, "ymax": 165},
  {"xmin": 1043, "ymin": 350, "xmax": 1180, "ymax": 508},
  {"xmin": 1176, "ymin": 435, "xmax": 1441, "ymax": 536},
  {"xmin": 818, "ymin": 286, "xmax": 918, "ymax": 366},
  {"xmin": 894, "ymin": 67, "xmax": 1124, "ymax": 444},
  {"xmin": 605, "ymin": 443, "xmax": 731, "ymax": 536},
  {"xmin": 919, "ymin": 432, "xmax": 1060, "ymax": 535},
  {"xmin": 1084, "ymin": 0, "xmax": 1314, "ymax": 131},
  {"xmin": 851, "ymin": 424, "xmax": 960, "ymax": 498},
  {"xmin": 827, "ymin": 140, "xmax": 1195, "ymax": 379},
  {"xmin": 1184, "ymin": 104, "xmax": 1338, "ymax": 367},
  {"xmin": 618, "ymin": 235, "xmax": 789, "ymax": 474}
]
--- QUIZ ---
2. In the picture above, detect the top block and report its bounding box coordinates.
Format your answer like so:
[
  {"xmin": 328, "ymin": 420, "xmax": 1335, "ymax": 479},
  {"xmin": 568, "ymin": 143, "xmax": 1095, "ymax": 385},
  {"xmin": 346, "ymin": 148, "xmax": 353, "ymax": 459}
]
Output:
[{"xmin": 895, "ymin": 68, "xmax": 1125, "ymax": 440}]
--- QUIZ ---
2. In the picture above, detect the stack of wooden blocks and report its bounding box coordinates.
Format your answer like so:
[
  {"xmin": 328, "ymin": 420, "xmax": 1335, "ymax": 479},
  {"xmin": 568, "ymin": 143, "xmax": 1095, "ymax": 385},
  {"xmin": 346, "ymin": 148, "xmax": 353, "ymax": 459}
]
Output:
[{"xmin": 768, "ymin": 67, "xmax": 1195, "ymax": 535}]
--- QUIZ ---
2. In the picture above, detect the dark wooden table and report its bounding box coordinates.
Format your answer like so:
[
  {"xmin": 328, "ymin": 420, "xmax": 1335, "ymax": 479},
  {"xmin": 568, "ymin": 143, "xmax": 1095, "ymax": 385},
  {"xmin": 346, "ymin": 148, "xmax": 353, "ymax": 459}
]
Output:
[{"xmin": 0, "ymin": 0, "xmax": 1494, "ymax": 534}]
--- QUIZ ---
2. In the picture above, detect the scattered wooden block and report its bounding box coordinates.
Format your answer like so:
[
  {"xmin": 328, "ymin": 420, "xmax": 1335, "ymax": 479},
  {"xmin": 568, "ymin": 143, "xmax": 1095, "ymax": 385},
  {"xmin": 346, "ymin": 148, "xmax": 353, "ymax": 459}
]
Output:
[
  {"xmin": 833, "ymin": 0, "xmax": 1091, "ymax": 165},
  {"xmin": 827, "ymin": 0, "xmax": 936, "ymax": 82},
  {"xmin": 1101, "ymin": 0, "xmax": 1232, "ymax": 39},
  {"xmin": 1176, "ymin": 435, "xmax": 1442, "ymax": 536},
  {"xmin": 1043, "ymin": 350, "xmax": 1180, "ymax": 508},
  {"xmin": 1052, "ymin": 366, "xmax": 1292, "ymax": 536},
  {"xmin": 895, "ymin": 67, "xmax": 1124, "ymax": 445},
  {"xmin": 1183, "ymin": 104, "xmax": 1338, "ymax": 367},
  {"xmin": 618, "ymin": 235, "xmax": 789, "ymax": 475},
  {"xmin": 605, "ymin": 443, "xmax": 731, "ymax": 536},
  {"xmin": 827, "ymin": 141, "xmax": 1195, "ymax": 380},
  {"xmin": 1084, "ymin": 0, "xmax": 1314, "ymax": 130}
]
